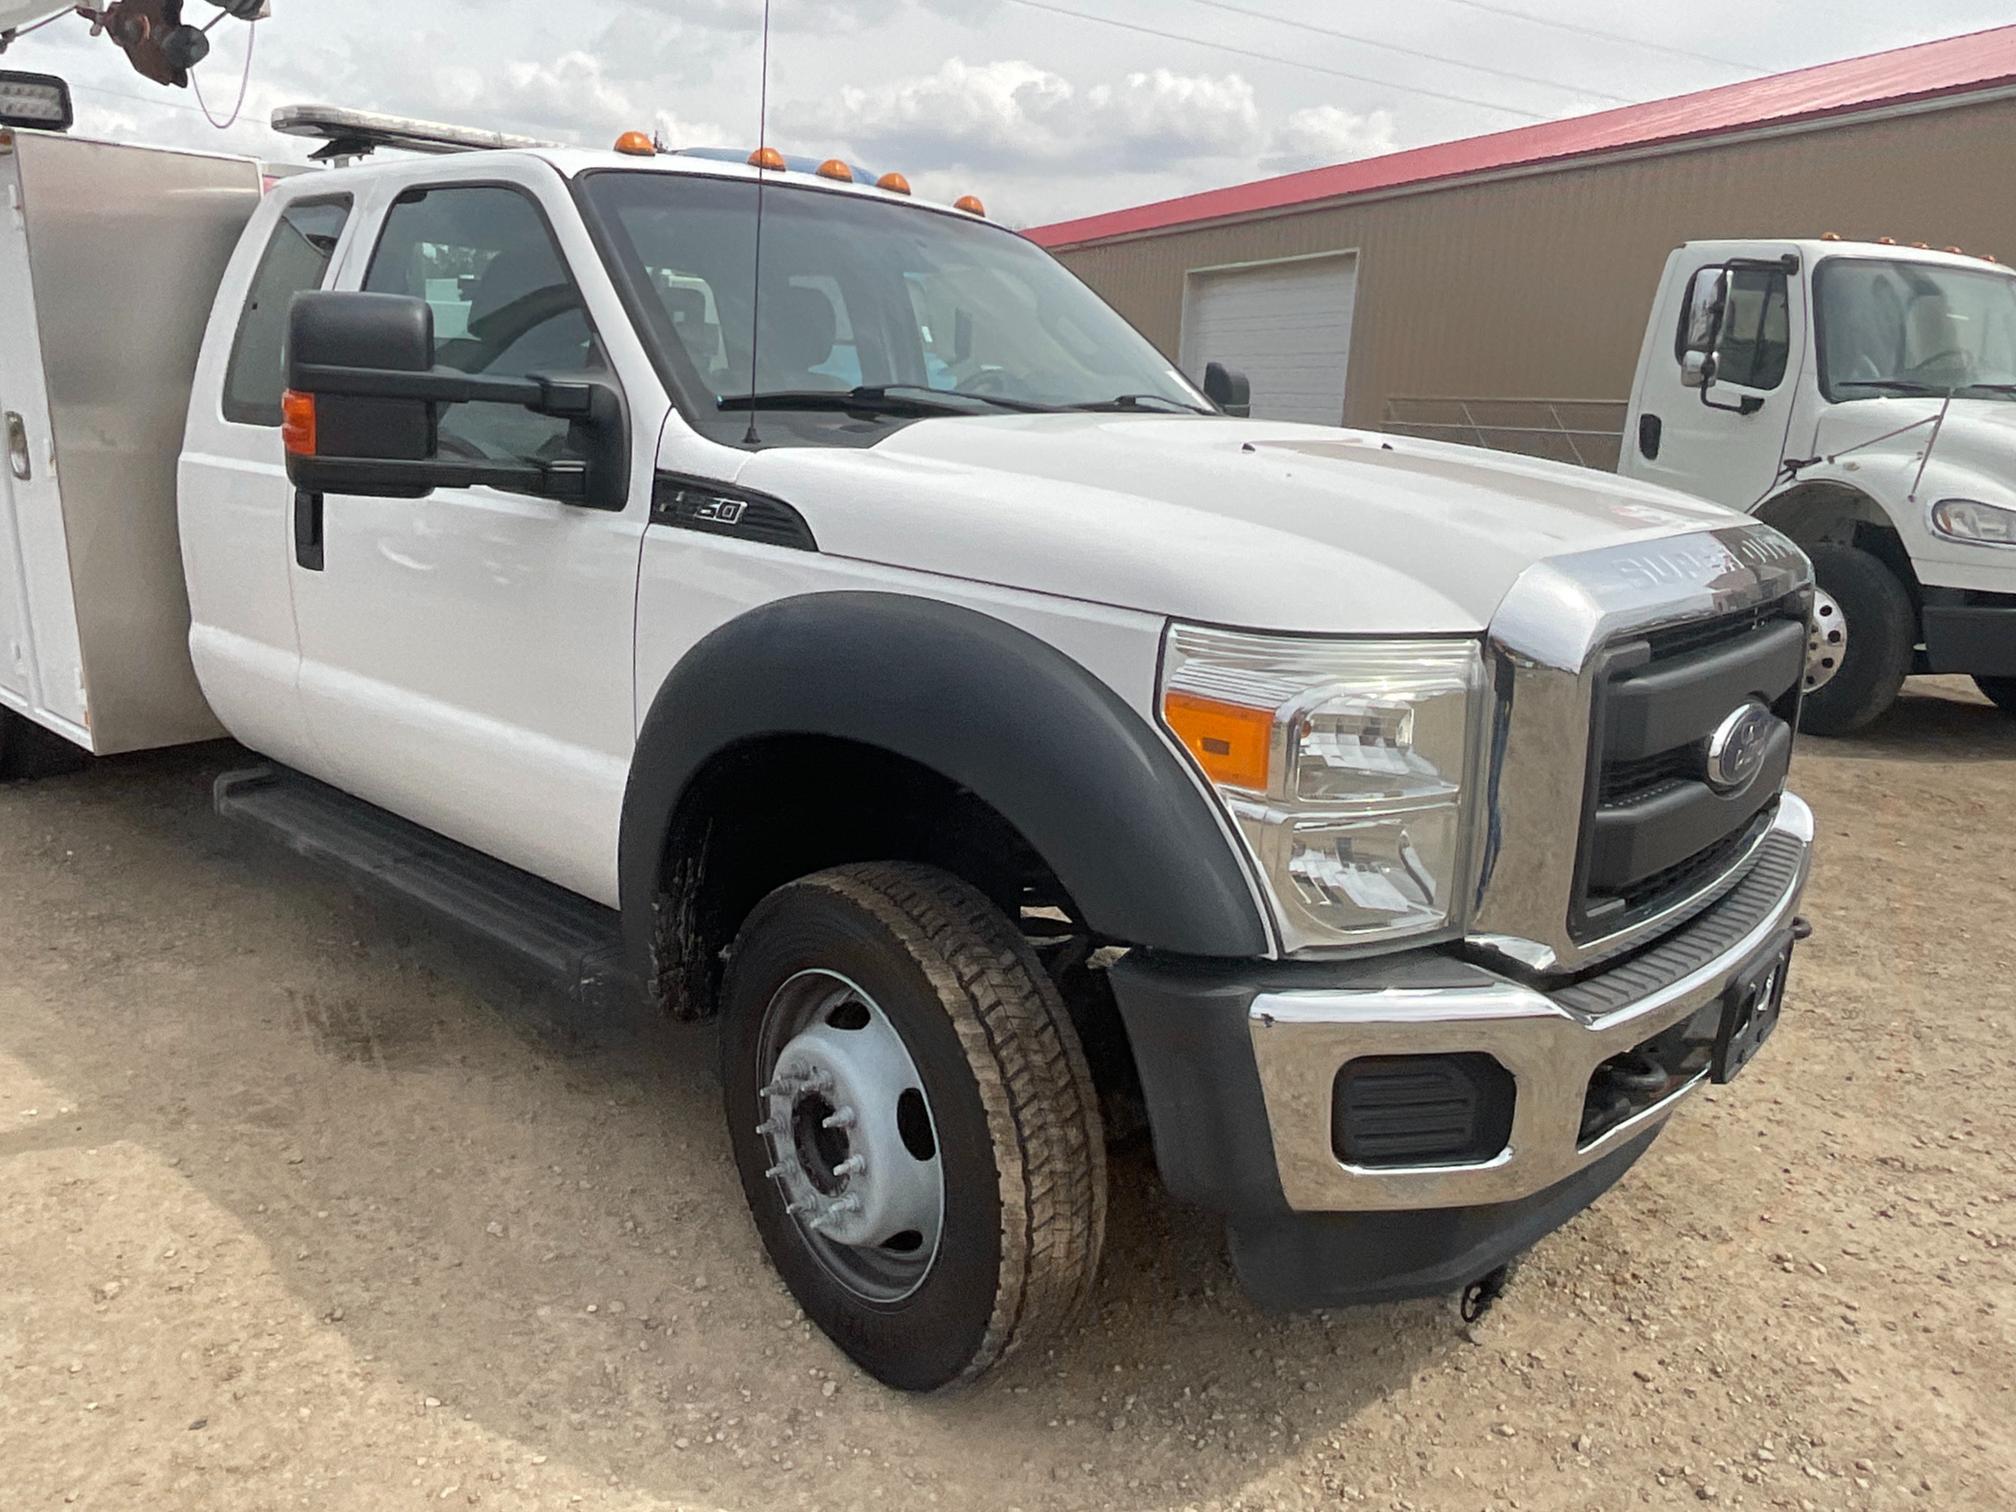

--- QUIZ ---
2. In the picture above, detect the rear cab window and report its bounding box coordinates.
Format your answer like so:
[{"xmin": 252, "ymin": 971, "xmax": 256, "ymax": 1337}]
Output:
[{"xmin": 222, "ymin": 197, "xmax": 353, "ymax": 426}]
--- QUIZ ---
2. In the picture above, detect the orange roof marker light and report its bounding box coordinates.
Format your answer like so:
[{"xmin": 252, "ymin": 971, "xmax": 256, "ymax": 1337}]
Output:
[
  {"xmin": 1877, "ymin": 235, "xmax": 1897, "ymax": 245},
  {"xmin": 877, "ymin": 171, "xmax": 912, "ymax": 195},
  {"xmin": 1944, "ymin": 245, "xmax": 1966, "ymax": 255},
  {"xmin": 614, "ymin": 130, "xmax": 656, "ymax": 157},
  {"xmin": 1820, "ymin": 231, "xmax": 1842, "ymax": 241},
  {"xmin": 816, "ymin": 158, "xmax": 854, "ymax": 182},
  {"xmin": 954, "ymin": 194, "xmax": 986, "ymax": 218},
  {"xmin": 748, "ymin": 145, "xmax": 786, "ymax": 170}
]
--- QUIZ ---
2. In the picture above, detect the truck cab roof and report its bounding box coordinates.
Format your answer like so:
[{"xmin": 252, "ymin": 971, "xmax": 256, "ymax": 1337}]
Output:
[{"xmin": 1676, "ymin": 236, "xmax": 2009, "ymax": 276}]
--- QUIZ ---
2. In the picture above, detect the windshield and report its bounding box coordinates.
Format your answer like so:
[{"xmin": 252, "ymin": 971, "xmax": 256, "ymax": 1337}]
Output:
[
  {"xmin": 1817, "ymin": 257, "xmax": 2016, "ymax": 401},
  {"xmin": 580, "ymin": 171, "xmax": 1205, "ymax": 441}
]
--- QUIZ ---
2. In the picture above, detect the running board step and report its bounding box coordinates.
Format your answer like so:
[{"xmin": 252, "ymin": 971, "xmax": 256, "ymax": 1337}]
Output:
[{"xmin": 215, "ymin": 765, "xmax": 636, "ymax": 1007}]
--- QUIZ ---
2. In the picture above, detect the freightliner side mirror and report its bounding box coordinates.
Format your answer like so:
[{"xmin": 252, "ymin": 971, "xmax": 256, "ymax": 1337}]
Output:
[
  {"xmin": 282, "ymin": 290, "xmax": 629, "ymax": 511},
  {"xmin": 1679, "ymin": 267, "xmax": 1732, "ymax": 390},
  {"xmin": 1203, "ymin": 361, "xmax": 1252, "ymax": 418}
]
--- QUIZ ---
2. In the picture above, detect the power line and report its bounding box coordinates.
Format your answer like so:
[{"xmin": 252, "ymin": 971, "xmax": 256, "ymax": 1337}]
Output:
[
  {"xmin": 1430, "ymin": 0, "xmax": 1762, "ymax": 74},
  {"xmin": 1173, "ymin": 0, "xmax": 1637, "ymax": 105},
  {"xmin": 992, "ymin": 0, "xmax": 1554, "ymax": 118}
]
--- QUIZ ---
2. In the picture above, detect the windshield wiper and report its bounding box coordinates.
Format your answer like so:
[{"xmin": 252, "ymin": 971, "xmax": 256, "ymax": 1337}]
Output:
[
  {"xmin": 1071, "ymin": 393, "xmax": 1212, "ymax": 414},
  {"xmin": 1834, "ymin": 377, "xmax": 1948, "ymax": 395},
  {"xmin": 718, "ymin": 385, "xmax": 1060, "ymax": 417}
]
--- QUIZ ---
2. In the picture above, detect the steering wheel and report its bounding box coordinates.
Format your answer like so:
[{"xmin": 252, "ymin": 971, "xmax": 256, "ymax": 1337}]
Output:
[
  {"xmin": 1906, "ymin": 348, "xmax": 1970, "ymax": 379},
  {"xmin": 956, "ymin": 366, "xmax": 1016, "ymax": 398}
]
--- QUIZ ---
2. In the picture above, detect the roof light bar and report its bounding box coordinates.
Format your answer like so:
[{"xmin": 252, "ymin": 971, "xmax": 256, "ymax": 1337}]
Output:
[
  {"xmin": 271, "ymin": 104, "xmax": 557, "ymax": 161},
  {"xmin": 0, "ymin": 70, "xmax": 74, "ymax": 133}
]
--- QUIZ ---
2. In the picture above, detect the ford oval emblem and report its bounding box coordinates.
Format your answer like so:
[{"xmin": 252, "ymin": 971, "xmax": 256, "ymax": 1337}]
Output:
[{"xmin": 1706, "ymin": 701, "xmax": 1774, "ymax": 792}]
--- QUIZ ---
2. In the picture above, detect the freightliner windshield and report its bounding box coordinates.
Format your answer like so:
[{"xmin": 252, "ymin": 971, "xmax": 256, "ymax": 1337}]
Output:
[{"xmin": 1817, "ymin": 257, "xmax": 2016, "ymax": 402}]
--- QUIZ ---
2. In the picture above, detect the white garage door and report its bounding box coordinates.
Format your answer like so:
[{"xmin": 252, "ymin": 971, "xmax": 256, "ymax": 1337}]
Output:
[{"xmin": 1177, "ymin": 254, "xmax": 1357, "ymax": 426}]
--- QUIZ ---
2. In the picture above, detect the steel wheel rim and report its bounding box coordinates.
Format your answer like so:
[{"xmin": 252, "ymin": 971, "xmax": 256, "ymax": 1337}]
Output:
[
  {"xmin": 755, "ymin": 969, "xmax": 945, "ymax": 1303},
  {"xmin": 1806, "ymin": 587, "xmax": 1847, "ymax": 693}
]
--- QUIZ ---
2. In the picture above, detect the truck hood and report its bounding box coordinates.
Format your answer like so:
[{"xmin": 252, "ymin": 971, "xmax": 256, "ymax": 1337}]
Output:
[
  {"xmin": 1811, "ymin": 397, "xmax": 2016, "ymax": 508},
  {"xmin": 734, "ymin": 414, "xmax": 1753, "ymax": 633}
]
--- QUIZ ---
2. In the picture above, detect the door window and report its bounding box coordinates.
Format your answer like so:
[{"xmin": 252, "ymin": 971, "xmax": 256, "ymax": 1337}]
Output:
[
  {"xmin": 363, "ymin": 185, "xmax": 597, "ymax": 467},
  {"xmin": 1675, "ymin": 266, "xmax": 1790, "ymax": 390},
  {"xmin": 223, "ymin": 197, "xmax": 352, "ymax": 426}
]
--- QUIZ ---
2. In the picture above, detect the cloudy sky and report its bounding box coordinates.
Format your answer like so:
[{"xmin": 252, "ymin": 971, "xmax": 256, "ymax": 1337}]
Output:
[{"xmin": 9, "ymin": 0, "xmax": 2013, "ymax": 226}]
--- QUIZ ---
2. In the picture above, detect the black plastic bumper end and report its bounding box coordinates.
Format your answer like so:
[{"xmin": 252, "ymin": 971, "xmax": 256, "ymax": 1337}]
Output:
[{"xmin": 1224, "ymin": 1129, "xmax": 1659, "ymax": 1311}]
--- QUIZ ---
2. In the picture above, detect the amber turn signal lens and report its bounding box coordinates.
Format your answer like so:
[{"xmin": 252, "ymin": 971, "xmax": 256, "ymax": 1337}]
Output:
[
  {"xmin": 614, "ymin": 130, "xmax": 655, "ymax": 157},
  {"xmin": 876, "ymin": 171, "xmax": 911, "ymax": 195},
  {"xmin": 954, "ymin": 194, "xmax": 986, "ymax": 217},
  {"xmin": 1163, "ymin": 690, "xmax": 1273, "ymax": 794},
  {"xmin": 816, "ymin": 157, "xmax": 853, "ymax": 182},
  {"xmin": 748, "ymin": 145, "xmax": 786, "ymax": 170},
  {"xmin": 280, "ymin": 390, "xmax": 317, "ymax": 457}
]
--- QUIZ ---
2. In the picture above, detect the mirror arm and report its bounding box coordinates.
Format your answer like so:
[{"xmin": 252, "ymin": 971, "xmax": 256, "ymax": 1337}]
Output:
[
  {"xmin": 292, "ymin": 363, "xmax": 595, "ymax": 418},
  {"xmin": 300, "ymin": 455, "xmax": 589, "ymax": 503}
]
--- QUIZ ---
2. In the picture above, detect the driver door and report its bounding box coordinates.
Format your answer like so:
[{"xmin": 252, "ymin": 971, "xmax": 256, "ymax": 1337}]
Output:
[
  {"xmin": 289, "ymin": 173, "xmax": 646, "ymax": 905},
  {"xmin": 1628, "ymin": 249, "xmax": 1805, "ymax": 510}
]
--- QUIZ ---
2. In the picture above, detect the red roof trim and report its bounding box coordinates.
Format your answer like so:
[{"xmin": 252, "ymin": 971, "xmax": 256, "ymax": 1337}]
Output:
[{"xmin": 1028, "ymin": 25, "xmax": 2016, "ymax": 249}]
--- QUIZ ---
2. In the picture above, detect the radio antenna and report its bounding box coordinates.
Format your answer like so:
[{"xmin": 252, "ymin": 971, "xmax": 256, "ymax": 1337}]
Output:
[{"xmin": 741, "ymin": 0, "xmax": 773, "ymax": 448}]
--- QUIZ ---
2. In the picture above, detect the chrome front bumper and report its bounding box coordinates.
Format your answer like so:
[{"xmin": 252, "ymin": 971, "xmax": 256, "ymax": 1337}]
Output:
[{"xmin": 1247, "ymin": 792, "xmax": 1813, "ymax": 1213}]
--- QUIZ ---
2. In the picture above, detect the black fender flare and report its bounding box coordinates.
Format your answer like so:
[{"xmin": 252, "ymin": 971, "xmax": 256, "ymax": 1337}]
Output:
[{"xmin": 618, "ymin": 592, "xmax": 1269, "ymax": 977}]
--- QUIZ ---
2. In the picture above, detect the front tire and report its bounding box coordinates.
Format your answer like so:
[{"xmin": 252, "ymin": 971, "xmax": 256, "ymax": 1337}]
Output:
[
  {"xmin": 1799, "ymin": 544, "xmax": 1914, "ymax": 737},
  {"xmin": 721, "ymin": 863, "xmax": 1106, "ymax": 1391},
  {"xmin": 1975, "ymin": 676, "xmax": 2016, "ymax": 715}
]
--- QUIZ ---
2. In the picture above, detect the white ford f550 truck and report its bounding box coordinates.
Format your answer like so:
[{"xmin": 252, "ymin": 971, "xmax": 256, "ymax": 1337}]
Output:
[
  {"xmin": 1, "ymin": 106, "xmax": 1815, "ymax": 1391},
  {"xmin": 1623, "ymin": 238, "xmax": 2016, "ymax": 734}
]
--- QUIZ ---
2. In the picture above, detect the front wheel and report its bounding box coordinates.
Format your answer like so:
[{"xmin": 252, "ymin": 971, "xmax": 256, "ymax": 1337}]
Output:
[
  {"xmin": 1798, "ymin": 544, "xmax": 1915, "ymax": 737},
  {"xmin": 1975, "ymin": 676, "xmax": 2016, "ymax": 715},
  {"xmin": 721, "ymin": 862, "xmax": 1106, "ymax": 1391}
]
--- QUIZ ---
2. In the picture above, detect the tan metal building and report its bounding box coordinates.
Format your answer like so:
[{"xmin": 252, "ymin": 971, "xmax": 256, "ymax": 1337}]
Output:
[{"xmin": 1030, "ymin": 26, "xmax": 2016, "ymax": 469}]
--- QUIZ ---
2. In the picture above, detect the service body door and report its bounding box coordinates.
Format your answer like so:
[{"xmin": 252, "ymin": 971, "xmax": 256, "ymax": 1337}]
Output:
[
  {"xmin": 0, "ymin": 144, "xmax": 84, "ymax": 733},
  {"xmin": 1622, "ymin": 244, "xmax": 1805, "ymax": 509},
  {"xmin": 289, "ymin": 159, "xmax": 659, "ymax": 906}
]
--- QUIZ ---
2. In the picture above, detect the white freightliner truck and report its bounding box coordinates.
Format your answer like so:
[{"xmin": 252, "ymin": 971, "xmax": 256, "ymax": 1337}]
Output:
[
  {"xmin": 1395, "ymin": 237, "xmax": 2016, "ymax": 735},
  {"xmin": 0, "ymin": 95, "xmax": 1816, "ymax": 1390},
  {"xmin": 1622, "ymin": 237, "xmax": 2016, "ymax": 734}
]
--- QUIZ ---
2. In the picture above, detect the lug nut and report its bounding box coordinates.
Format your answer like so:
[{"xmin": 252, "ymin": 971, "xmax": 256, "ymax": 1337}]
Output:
[
  {"xmin": 833, "ymin": 1155, "xmax": 865, "ymax": 1179},
  {"xmin": 764, "ymin": 1163, "xmax": 788, "ymax": 1181},
  {"xmin": 821, "ymin": 1106, "xmax": 856, "ymax": 1131}
]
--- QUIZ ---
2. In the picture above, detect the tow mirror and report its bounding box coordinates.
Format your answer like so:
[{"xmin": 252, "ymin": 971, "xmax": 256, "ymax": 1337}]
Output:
[
  {"xmin": 1203, "ymin": 361, "xmax": 1251, "ymax": 418},
  {"xmin": 282, "ymin": 291, "xmax": 629, "ymax": 511},
  {"xmin": 1680, "ymin": 349, "xmax": 1715, "ymax": 391}
]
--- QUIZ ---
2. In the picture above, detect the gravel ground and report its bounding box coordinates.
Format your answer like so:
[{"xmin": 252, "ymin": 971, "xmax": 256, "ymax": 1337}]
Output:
[{"xmin": 2, "ymin": 675, "xmax": 2011, "ymax": 1511}]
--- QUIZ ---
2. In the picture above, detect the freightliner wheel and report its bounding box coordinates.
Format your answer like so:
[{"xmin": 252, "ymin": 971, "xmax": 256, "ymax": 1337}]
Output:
[
  {"xmin": 721, "ymin": 862, "xmax": 1106, "ymax": 1391},
  {"xmin": 1798, "ymin": 543, "xmax": 1914, "ymax": 736}
]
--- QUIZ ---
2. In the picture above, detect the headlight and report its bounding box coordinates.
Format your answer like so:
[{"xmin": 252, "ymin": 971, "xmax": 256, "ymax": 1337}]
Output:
[
  {"xmin": 1160, "ymin": 625, "xmax": 1484, "ymax": 953},
  {"xmin": 1931, "ymin": 498, "xmax": 2016, "ymax": 547}
]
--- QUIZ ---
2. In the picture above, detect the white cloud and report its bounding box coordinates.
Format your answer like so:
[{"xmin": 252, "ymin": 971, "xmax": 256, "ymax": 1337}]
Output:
[
  {"xmin": 781, "ymin": 58, "xmax": 1264, "ymax": 174},
  {"xmin": 1262, "ymin": 104, "xmax": 1400, "ymax": 173}
]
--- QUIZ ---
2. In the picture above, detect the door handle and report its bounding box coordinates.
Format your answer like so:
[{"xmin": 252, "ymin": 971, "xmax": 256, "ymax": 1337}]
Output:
[
  {"xmin": 4, "ymin": 412, "xmax": 28, "ymax": 481},
  {"xmin": 294, "ymin": 489, "xmax": 324, "ymax": 572}
]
